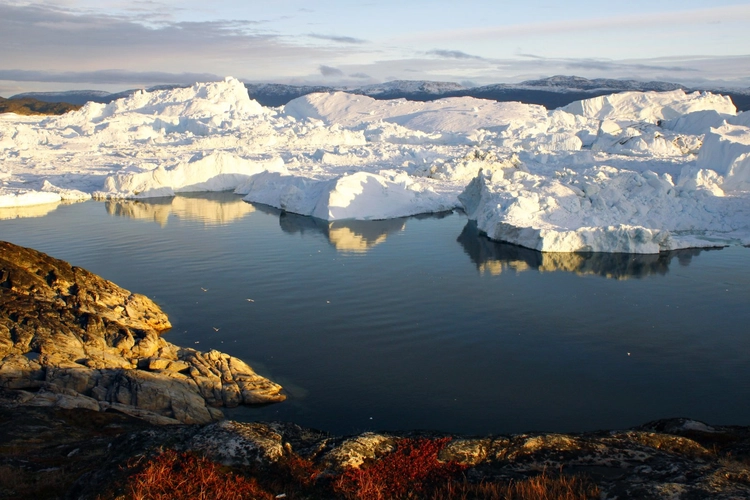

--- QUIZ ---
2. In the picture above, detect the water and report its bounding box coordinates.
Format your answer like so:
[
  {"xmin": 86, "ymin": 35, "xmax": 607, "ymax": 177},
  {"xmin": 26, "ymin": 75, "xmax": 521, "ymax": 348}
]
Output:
[{"xmin": 1, "ymin": 193, "xmax": 749, "ymax": 436}]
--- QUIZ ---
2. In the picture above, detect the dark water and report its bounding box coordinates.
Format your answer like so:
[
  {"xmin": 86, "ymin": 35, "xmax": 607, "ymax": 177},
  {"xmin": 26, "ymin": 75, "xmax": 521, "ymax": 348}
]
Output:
[{"xmin": 1, "ymin": 193, "xmax": 749, "ymax": 436}]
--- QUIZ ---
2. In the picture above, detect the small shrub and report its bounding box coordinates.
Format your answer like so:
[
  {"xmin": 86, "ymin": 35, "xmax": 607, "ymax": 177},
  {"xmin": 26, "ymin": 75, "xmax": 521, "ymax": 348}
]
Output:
[
  {"xmin": 334, "ymin": 437, "xmax": 466, "ymax": 500},
  {"xmin": 124, "ymin": 449, "xmax": 273, "ymax": 500}
]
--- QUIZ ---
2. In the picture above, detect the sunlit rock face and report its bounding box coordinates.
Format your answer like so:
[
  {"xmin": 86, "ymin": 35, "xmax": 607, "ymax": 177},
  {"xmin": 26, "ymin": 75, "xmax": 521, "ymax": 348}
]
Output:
[{"xmin": 0, "ymin": 241, "xmax": 285, "ymax": 424}]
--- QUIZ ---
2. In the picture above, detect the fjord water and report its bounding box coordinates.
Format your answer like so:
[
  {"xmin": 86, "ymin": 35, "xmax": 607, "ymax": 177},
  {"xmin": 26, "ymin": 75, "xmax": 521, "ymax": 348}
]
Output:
[{"xmin": 1, "ymin": 193, "xmax": 749, "ymax": 435}]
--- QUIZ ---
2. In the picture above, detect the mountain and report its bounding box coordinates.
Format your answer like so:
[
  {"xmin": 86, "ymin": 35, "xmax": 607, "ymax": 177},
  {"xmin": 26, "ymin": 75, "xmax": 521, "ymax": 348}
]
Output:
[
  {"xmin": 352, "ymin": 80, "xmax": 466, "ymax": 100},
  {"xmin": 8, "ymin": 85, "xmax": 190, "ymax": 107},
  {"xmin": 516, "ymin": 75, "xmax": 687, "ymax": 92},
  {"xmin": 0, "ymin": 96, "xmax": 81, "ymax": 115},
  {"xmin": 9, "ymin": 76, "xmax": 750, "ymax": 111},
  {"xmin": 9, "ymin": 90, "xmax": 112, "ymax": 105},
  {"xmin": 245, "ymin": 83, "xmax": 335, "ymax": 107}
]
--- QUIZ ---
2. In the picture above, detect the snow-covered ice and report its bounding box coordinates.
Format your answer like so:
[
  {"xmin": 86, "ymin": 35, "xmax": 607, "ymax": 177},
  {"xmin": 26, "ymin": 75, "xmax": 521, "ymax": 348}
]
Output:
[{"xmin": 1, "ymin": 76, "xmax": 749, "ymax": 253}]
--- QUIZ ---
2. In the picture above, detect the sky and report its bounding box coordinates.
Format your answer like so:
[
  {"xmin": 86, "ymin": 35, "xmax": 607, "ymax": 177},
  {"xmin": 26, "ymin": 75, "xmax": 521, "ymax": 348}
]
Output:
[{"xmin": 1, "ymin": 0, "xmax": 750, "ymax": 96}]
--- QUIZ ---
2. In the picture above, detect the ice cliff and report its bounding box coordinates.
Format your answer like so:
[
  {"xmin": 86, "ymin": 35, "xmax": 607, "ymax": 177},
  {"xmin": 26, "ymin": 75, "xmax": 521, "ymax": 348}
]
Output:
[{"xmin": 1, "ymin": 77, "xmax": 749, "ymax": 253}]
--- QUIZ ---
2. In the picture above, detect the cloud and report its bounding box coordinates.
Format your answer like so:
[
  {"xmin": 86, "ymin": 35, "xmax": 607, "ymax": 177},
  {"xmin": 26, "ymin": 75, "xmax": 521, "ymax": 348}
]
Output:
[
  {"xmin": 516, "ymin": 54, "xmax": 697, "ymax": 73},
  {"xmin": 0, "ymin": 69, "xmax": 224, "ymax": 85},
  {"xmin": 349, "ymin": 72, "xmax": 372, "ymax": 79},
  {"xmin": 427, "ymin": 49, "xmax": 483, "ymax": 60},
  {"xmin": 0, "ymin": 3, "xmax": 353, "ymax": 84},
  {"xmin": 401, "ymin": 4, "xmax": 750, "ymax": 43},
  {"xmin": 319, "ymin": 65, "xmax": 344, "ymax": 77},
  {"xmin": 308, "ymin": 33, "xmax": 368, "ymax": 44}
]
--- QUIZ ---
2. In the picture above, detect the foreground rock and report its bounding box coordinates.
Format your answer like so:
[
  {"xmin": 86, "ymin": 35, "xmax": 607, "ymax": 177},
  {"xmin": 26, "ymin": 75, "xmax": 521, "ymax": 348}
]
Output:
[
  {"xmin": 0, "ymin": 241, "xmax": 285, "ymax": 424},
  {"xmin": 0, "ymin": 399, "xmax": 748, "ymax": 500}
]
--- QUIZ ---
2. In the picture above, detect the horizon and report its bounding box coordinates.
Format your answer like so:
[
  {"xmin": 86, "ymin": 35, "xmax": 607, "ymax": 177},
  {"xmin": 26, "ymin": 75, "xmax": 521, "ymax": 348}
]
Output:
[
  {"xmin": 2, "ymin": 1, "xmax": 749, "ymax": 97},
  {"xmin": 3, "ymin": 73, "xmax": 749, "ymax": 100}
]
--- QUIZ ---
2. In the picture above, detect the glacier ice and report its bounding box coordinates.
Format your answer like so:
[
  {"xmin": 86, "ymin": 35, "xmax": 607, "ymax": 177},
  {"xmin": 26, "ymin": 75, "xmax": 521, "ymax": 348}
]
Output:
[{"xmin": 1, "ymin": 77, "xmax": 749, "ymax": 253}]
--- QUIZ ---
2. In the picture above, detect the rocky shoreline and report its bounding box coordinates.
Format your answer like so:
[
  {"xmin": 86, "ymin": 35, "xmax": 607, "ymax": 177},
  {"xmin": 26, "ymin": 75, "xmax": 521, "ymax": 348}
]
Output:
[
  {"xmin": 0, "ymin": 241, "xmax": 285, "ymax": 425},
  {"xmin": 1, "ymin": 399, "xmax": 750, "ymax": 499},
  {"xmin": 2, "ymin": 241, "xmax": 749, "ymax": 499}
]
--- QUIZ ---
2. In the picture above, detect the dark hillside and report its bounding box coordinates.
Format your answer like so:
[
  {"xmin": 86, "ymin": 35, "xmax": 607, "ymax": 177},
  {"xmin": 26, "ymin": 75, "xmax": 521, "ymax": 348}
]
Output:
[{"xmin": 0, "ymin": 96, "xmax": 81, "ymax": 115}]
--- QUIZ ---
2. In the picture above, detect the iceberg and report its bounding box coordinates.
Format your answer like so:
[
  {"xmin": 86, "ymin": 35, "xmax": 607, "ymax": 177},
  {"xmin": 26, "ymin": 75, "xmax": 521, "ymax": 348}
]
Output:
[{"xmin": 1, "ymin": 77, "xmax": 749, "ymax": 252}]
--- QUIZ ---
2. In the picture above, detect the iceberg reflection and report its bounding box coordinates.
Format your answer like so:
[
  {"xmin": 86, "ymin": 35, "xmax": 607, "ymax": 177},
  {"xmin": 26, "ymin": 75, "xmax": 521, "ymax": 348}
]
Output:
[
  {"xmin": 259, "ymin": 207, "xmax": 407, "ymax": 253},
  {"xmin": 0, "ymin": 202, "xmax": 60, "ymax": 220},
  {"xmin": 457, "ymin": 220, "xmax": 709, "ymax": 279},
  {"xmin": 105, "ymin": 192, "xmax": 255, "ymax": 226}
]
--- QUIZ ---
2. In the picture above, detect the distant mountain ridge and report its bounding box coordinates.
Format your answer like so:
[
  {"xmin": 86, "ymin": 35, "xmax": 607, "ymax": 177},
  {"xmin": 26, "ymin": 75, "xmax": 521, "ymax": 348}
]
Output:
[
  {"xmin": 0, "ymin": 96, "xmax": 81, "ymax": 115},
  {"xmin": 9, "ymin": 75, "xmax": 750, "ymax": 112}
]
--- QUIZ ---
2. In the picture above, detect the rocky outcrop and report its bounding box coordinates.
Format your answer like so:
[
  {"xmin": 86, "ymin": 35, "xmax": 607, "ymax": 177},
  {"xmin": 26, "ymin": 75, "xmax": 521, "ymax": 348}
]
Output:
[
  {"xmin": 0, "ymin": 241, "xmax": 284, "ymax": 424},
  {"xmin": 175, "ymin": 418, "xmax": 750, "ymax": 499},
  {"xmin": 1, "ymin": 396, "xmax": 749, "ymax": 499}
]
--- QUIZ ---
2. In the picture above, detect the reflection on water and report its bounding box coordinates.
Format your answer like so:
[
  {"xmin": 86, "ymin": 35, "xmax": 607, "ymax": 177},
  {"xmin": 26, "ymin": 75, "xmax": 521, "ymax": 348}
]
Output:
[
  {"xmin": 105, "ymin": 192, "xmax": 255, "ymax": 226},
  {"xmin": 269, "ymin": 208, "xmax": 407, "ymax": 253},
  {"xmin": 0, "ymin": 202, "xmax": 60, "ymax": 220},
  {"xmin": 457, "ymin": 220, "xmax": 708, "ymax": 279},
  {"xmin": 1, "ymin": 197, "xmax": 749, "ymax": 437}
]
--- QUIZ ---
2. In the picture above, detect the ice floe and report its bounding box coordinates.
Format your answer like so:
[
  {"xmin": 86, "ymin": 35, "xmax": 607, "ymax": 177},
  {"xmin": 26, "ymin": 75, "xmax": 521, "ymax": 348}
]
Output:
[{"xmin": 1, "ymin": 76, "xmax": 749, "ymax": 253}]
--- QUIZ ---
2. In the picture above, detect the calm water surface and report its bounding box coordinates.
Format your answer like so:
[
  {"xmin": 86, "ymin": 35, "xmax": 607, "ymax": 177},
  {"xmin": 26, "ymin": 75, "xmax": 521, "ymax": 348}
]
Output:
[{"xmin": 1, "ymin": 194, "xmax": 749, "ymax": 435}]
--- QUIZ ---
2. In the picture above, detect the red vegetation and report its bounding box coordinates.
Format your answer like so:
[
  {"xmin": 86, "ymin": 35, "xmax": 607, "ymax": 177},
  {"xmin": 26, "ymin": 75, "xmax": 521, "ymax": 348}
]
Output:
[
  {"xmin": 334, "ymin": 437, "xmax": 466, "ymax": 500},
  {"xmin": 124, "ymin": 450, "xmax": 273, "ymax": 500},
  {"xmin": 119, "ymin": 443, "xmax": 599, "ymax": 500}
]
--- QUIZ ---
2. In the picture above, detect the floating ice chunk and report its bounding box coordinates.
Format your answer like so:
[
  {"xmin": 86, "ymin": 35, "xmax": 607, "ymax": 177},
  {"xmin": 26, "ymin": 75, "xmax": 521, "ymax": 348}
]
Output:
[
  {"xmin": 41, "ymin": 180, "xmax": 92, "ymax": 202},
  {"xmin": 459, "ymin": 165, "xmax": 748, "ymax": 253},
  {"xmin": 562, "ymin": 90, "xmax": 736, "ymax": 123},
  {"xmin": 696, "ymin": 123, "xmax": 750, "ymax": 192},
  {"xmin": 283, "ymin": 91, "xmax": 548, "ymax": 135},
  {"xmin": 660, "ymin": 109, "xmax": 732, "ymax": 135},
  {"xmin": 0, "ymin": 188, "xmax": 60, "ymax": 208},
  {"xmin": 415, "ymin": 150, "xmax": 526, "ymax": 183},
  {"xmin": 239, "ymin": 170, "xmax": 456, "ymax": 220},
  {"xmin": 96, "ymin": 152, "xmax": 286, "ymax": 199},
  {"xmin": 592, "ymin": 122, "xmax": 699, "ymax": 156}
]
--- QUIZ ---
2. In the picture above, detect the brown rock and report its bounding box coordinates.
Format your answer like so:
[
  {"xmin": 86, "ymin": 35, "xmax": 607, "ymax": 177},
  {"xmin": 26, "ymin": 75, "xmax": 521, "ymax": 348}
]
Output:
[{"xmin": 0, "ymin": 241, "xmax": 285, "ymax": 424}]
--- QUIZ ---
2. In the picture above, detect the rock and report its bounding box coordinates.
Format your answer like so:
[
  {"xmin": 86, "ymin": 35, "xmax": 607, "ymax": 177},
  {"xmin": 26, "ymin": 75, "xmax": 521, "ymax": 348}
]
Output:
[
  {"xmin": 0, "ymin": 241, "xmax": 285, "ymax": 424},
  {"xmin": 1, "ymin": 396, "xmax": 749, "ymax": 500},
  {"xmin": 321, "ymin": 432, "xmax": 398, "ymax": 470},
  {"xmin": 187, "ymin": 420, "xmax": 287, "ymax": 465}
]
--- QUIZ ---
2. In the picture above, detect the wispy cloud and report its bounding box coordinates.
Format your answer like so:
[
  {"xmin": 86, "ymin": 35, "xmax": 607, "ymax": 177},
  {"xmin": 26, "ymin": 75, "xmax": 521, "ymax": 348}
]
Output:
[
  {"xmin": 516, "ymin": 54, "xmax": 698, "ymax": 73},
  {"xmin": 427, "ymin": 49, "xmax": 483, "ymax": 60},
  {"xmin": 400, "ymin": 4, "xmax": 750, "ymax": 43},
  {"xmin": 319, "ymin": 65, "xmax": 344, "ymax": 77},
  {"xmin": 308, "ymin": 33, "xmax": 368, "ymax": 44},
  {"xmin": 0, "ymin": 69, "xmax": 224, "ymax": 85},
  {"xmin": 0, "ymin": 3, "xmax": 353, "ymax": 84}
]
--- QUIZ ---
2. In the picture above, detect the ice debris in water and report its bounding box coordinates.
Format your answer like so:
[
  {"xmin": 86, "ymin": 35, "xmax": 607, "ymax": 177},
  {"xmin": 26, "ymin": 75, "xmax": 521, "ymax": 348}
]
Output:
[{"xmin": 1, "ymin": 77, "xmax": 749, "ymax": 253}]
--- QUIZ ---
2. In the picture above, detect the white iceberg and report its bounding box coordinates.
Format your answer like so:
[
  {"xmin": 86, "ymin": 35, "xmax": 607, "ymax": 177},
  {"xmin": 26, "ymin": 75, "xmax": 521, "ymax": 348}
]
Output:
[
  {"xmin": 95, "ymin": 152, "xmax": 286, "ymax": 199},
  {"xmin": 238, "ymin": 170, "xmax": 456, "ymax": 220},
  {"xmin": 1, "ymin": 76, "xmax": 749, "ymax": 251}
]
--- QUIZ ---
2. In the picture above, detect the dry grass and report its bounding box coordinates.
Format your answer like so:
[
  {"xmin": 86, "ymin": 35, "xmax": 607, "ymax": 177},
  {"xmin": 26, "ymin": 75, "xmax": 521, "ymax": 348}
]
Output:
[
  {"xmin": 112, "ymin": 444, "xmax": 600, "ymax": 500},
  {"xmin": 124, "ymin": 450, "xmax": 274, "ymax": 500}
]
